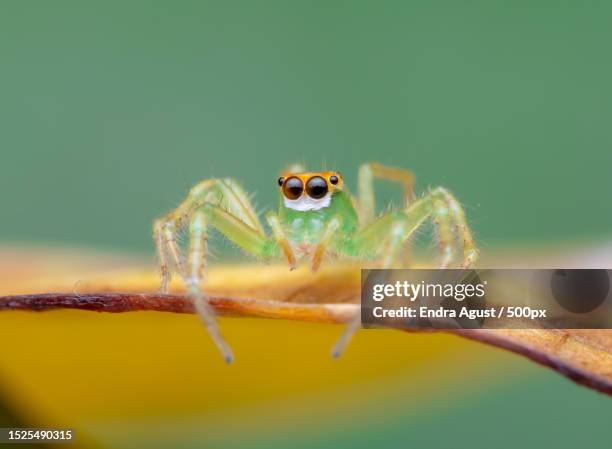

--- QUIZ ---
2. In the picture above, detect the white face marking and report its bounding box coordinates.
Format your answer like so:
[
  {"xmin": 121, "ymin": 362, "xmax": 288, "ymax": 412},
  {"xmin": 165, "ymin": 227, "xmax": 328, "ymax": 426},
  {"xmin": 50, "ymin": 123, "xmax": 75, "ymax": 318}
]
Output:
[{"xmin": 283, "ymin": 194, "xmax": 332, "ymax": 211}]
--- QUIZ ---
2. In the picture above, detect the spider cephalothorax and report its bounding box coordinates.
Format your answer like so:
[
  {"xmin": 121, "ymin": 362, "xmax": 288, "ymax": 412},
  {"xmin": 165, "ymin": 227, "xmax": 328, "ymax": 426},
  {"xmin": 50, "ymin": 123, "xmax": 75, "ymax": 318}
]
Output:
[{"xmin": 154, "ymin": 163, "xmax": 479, "ymax": 362}]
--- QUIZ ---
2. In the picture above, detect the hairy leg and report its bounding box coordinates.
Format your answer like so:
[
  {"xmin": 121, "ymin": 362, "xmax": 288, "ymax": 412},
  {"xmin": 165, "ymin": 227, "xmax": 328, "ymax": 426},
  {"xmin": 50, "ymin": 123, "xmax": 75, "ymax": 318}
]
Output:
[
  {"xmin": 431, "ymin": 187, "xmax": 479, "ymax": 268},
  {"xmin": 357, "ymin": 162, "xmax": 416, "ymax": 225},
  {"xmin": 184, "ymin": 204, "xmax": 270, "ymax": 362},
  {"xmin": 357, "ymin": 162, "xmax": 417, "ymax": 266},
  {"xmin": 153, "ymin": 179, "xmax": 267, "ymax": 362},
  {"xmin": 265, "ymin": 211, "xmax": 297, "ymax": 269},
  {"xmin": 332, "ymin": 186, "xmax": 479, "ymax": 357},
  {"xmin": 153, "ymin": 178, "xmax": 264, "ymax": 293},
  {"xmin": 432, "ymin": 195, "xmax": 456, "ymax": 269},
  {"xmin": 187, "ymin": 211, "xmax": 233, "ymax": 363},
  {"xmin": 353, "ymin": 186, "xmax": 478, "ymax": 268},
  {"xmin": 311, "ymin": 215, "xmax": 342, "ymax": 272}
]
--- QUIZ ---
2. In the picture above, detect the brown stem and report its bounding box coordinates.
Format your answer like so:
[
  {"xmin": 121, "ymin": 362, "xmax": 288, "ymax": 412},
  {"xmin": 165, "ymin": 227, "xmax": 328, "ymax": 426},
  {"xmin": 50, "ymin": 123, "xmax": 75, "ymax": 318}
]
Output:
[
  {"xmin": 0, "ymin": 293, "xmax": 354, "ymax": 322},
  {"xmin": 1, "ymin": 293, "xmax": 611, "ymax": 396},
  {"xmin": 1, "ymin": 293, "xmax": 195, "ymax": 313}
]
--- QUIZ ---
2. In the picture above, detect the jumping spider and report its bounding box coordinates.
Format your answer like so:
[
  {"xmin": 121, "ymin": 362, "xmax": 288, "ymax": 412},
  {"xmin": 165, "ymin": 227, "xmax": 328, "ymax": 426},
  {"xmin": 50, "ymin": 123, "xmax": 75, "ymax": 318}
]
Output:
[{"xmin": 154, "ymin": 163, "xmax": 479, "ymax": 362}]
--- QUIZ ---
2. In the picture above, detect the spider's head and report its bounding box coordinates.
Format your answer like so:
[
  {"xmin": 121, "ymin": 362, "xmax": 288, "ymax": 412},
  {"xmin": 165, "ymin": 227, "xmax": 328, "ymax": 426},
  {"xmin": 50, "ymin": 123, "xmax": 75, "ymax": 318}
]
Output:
[{"xmin": 277, "ymin": 171, "xmax": 344, "ymax": 211}]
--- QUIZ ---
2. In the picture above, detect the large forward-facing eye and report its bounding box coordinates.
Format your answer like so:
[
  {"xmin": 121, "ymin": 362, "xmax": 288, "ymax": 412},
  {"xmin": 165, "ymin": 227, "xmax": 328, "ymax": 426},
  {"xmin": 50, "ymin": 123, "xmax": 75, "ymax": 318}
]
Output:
[
  {"xmin": 282, "ymin": 176, "xmax": 304, "ymax": 199},
  {"xmin": 305, "ymin": 176, "xmax": 328, "ymax": 199}
]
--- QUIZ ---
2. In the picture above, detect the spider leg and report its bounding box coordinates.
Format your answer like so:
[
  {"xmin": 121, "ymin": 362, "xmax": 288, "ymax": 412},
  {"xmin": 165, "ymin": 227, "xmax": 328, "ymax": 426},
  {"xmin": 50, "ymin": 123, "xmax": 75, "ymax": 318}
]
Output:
[
  {"xmin": 184, "ymin": 204, "xmax": 270, "ymax": 363},
  {"xmin": 153, "ymin": 220, "xmax": 177, "ymax": 294},
  {"xmin": 353, "ymin": 186, "xmax": 478, "ymax": 268},
  {"xmin": 153, "ymin": 178, "xmax": 268, "ymax": 362},
  {"xmin": 153, "ymin": 178, "xmax": 264, "ymax": 293},
  {"xmin": 357, "ymin": 162, "xmax": 416, "ymax": 266},
  {"xmin": 357, "ymin": 162, "xmax": 416, "ymax": 225},
  {"xmin": 432, "ymin": 187, "xmax": 479, "ymax": 268},
  {"xmin": 186, "ymin": 210, "xmax": 233, "ymax": 363},
  {"xmin": 154, "ymin": 179, "xmax": 220, "ymax": 294},
  {"xmin": 311, "ymin": 215, "xmax": 342, "ymax": 272},
  {"xmin": 432, "ymin": 194, "xmax": 456, "ymax": 269},
  {"xmin": 265, "ymin": 211, "xmax": 297, "ymax": 269},
  {"xmin": 331, "ymin": 186, "xmax": 479, "ymax": 358}
]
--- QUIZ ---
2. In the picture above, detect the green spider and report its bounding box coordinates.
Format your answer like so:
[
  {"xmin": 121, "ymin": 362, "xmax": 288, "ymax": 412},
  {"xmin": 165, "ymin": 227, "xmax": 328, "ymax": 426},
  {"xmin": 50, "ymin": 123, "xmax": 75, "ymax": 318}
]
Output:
[{"xmin": 153, "ymin": 162, "xmax": 479, "ymax": 363}]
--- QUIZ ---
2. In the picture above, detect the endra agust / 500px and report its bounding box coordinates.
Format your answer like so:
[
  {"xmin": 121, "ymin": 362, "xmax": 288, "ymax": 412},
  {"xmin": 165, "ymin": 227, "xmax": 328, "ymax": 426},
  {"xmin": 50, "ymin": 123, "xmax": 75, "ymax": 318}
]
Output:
[{"xmin": 362, "ymin": 269, "xmax": 611, "ymax": 330}]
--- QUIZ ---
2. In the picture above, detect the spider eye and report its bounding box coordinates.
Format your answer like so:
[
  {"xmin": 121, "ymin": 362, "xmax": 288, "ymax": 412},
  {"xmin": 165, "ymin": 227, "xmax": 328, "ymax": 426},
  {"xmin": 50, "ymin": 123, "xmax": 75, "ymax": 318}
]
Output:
[
  {"xmin": 305, "ymin": 176, "xmax": 328, "ymax": 199},
  {"xmin": 329, "ymin": 175, "xmax": 339, "ymax": 185},
  {"xmin": 277, "ymin": 176, "xmax": 285, "ymax": 186},
  {"xmin": 282, "ymin": 176, "xmax": 303, "ymax": 200}
]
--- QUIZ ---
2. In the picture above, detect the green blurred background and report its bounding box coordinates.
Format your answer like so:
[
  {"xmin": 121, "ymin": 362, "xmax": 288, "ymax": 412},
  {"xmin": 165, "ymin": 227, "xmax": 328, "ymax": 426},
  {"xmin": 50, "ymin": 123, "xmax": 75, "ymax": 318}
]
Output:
[{"xmin": 0, "ymin": 1, "xmax": 611, "ymax": 448}]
